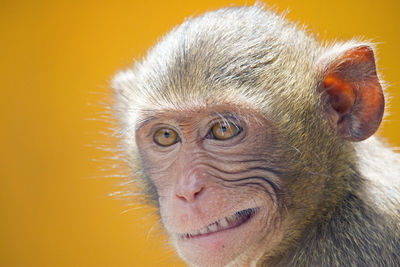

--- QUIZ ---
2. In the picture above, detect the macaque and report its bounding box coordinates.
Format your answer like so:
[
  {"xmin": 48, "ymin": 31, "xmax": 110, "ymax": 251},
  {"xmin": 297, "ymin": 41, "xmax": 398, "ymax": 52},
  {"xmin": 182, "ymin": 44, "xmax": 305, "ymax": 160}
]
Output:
[{"xmin": 112, "ymin": 4, "xmax": 400, "ymax": 266}]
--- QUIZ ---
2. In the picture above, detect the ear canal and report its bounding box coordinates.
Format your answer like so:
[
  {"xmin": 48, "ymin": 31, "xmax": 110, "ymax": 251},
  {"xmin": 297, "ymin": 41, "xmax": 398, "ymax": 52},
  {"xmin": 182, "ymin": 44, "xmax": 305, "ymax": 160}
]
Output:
[
  {"xmin": 320, "ymin": 45, "xmax": 385, "ymax": 142},
  {"xmin": 324, "ymin": 74, "xmax": 356, "ymax": 114}
]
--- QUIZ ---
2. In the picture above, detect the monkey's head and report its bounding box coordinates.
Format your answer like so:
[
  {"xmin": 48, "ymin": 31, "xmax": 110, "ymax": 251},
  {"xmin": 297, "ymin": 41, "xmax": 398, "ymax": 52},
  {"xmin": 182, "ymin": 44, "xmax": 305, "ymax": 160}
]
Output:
[{"xmin": 112, "ymin": 5, "xmax": 384, "ymax": 266}]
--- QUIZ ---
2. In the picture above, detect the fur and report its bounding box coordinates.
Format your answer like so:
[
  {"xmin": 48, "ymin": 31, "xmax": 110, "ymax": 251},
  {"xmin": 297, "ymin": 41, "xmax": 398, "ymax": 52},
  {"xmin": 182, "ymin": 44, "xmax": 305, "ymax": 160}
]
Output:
[{"xmin": 112, "ymin": 4, "xmax": 400, "ymax": 266}]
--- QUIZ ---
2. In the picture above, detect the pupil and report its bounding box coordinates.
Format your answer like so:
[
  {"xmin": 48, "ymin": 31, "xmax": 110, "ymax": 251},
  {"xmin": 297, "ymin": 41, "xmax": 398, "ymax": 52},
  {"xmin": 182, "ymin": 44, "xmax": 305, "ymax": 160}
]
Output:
[
  {"xmin": 221, "ymin": 126, "xmax": 227, "ymax": 132},
  {"xmin": 164, "ymin": 131, "xmax": 170, "ymax": 138}
]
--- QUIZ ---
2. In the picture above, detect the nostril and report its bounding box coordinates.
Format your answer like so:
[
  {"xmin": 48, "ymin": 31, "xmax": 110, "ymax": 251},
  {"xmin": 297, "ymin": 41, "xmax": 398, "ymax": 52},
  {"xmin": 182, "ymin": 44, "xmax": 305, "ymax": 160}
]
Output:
[{"xmin": 193, "ymin": 186, "xmax": 203, "ymax": 198}]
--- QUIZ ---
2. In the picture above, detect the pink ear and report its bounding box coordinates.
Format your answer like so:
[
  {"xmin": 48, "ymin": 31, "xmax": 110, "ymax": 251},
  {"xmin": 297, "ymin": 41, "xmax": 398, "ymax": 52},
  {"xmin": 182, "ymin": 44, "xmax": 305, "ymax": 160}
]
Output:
[{"xmin": 319, "ymin": 45, "xmax": 384, "ymax": 141}]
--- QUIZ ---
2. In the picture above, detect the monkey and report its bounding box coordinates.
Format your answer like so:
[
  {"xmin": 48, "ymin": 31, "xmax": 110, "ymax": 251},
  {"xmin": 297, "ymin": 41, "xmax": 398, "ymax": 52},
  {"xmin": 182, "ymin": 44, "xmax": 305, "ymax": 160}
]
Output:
[{"xmin": 111, "ymin": 4, "xmax": 400, "ymax": 266}]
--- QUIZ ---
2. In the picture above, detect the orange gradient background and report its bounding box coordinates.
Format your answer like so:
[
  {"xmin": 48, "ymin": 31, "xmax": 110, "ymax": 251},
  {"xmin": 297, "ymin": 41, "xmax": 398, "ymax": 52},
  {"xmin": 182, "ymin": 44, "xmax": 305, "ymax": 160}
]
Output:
[{"xmin": 2, "ymin": 1, "xmax": 400, "ymax": 266}]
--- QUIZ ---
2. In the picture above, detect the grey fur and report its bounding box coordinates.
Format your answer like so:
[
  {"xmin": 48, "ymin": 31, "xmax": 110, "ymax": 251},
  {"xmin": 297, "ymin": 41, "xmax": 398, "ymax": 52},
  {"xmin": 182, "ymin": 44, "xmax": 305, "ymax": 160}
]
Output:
[{"xmin": 112, "ymin": 4, "xmax": 400, "ymax": 266}]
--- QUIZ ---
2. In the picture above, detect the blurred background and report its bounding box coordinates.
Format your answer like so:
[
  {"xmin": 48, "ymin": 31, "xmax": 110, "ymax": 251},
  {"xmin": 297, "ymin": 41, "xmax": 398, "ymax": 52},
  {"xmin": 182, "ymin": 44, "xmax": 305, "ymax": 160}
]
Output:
[{"xmin": 2, "ymin": 0, "xmax": 399, "ymax": 266}]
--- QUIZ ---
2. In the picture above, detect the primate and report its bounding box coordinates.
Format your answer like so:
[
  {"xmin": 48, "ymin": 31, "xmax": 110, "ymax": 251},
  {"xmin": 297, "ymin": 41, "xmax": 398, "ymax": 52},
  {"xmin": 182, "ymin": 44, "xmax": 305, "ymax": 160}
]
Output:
[{"xmin": 112, "ymin": 4, "xmax": 400, "ymax": 266}]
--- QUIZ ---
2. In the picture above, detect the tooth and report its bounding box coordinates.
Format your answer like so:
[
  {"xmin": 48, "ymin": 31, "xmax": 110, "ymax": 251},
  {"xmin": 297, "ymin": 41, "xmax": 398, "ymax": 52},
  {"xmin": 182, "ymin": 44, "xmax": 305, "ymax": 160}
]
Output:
[
  {"xmin": 208, "ymin": 223, "xmax": 218, "ymax": 232},
  {"xmin": 200, "ymin": 227, "xmax": 208, "ymax": 234},
  {"xmin": 219, "ymin": 218, "xmax": 229, "ymax": 228},
  {"xmin": 228, "ymin": 213, "xmax": 237, "ymax": 222}
]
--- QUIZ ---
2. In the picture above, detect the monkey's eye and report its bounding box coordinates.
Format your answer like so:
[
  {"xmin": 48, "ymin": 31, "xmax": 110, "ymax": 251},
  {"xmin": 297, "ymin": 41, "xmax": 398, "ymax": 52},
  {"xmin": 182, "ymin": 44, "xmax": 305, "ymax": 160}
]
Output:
[
  {"xmin": 154, "ymin": 128, "xmax": 179, "ymax": 146},
  {"xmin": 209, "ymin": 122, "xmax": 241, "ymax": 140}
]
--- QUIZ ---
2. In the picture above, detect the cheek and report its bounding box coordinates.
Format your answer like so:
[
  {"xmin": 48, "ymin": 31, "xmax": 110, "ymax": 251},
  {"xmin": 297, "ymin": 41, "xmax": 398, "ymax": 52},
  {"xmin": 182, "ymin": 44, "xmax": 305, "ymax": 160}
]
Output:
[
  {"xmin": 146, "ymin": 170, "xmax": 175, "ymax": 204},
  {"xmin": 137, "ymin": 149, "xmax": 178, "ymax": 191}
]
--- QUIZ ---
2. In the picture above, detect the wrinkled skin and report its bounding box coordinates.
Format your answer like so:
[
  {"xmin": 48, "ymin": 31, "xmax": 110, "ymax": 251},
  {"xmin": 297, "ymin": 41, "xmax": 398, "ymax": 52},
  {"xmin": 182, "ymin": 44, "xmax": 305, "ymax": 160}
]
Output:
[{"xmin": 135, "ymin": 106, "xmax": 284, "ymax": 266}]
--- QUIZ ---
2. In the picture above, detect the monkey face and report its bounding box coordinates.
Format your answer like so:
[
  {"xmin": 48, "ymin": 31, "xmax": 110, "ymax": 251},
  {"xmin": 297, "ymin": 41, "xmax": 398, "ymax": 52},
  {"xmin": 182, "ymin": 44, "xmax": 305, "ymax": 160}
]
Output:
[{"xmin": 135, "ymin": 105, "xmax": 284, "ymax": 266}]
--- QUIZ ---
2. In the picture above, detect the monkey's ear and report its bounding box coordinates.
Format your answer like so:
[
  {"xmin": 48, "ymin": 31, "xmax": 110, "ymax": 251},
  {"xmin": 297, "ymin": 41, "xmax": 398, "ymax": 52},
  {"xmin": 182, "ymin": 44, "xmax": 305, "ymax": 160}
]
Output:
[{"xmin": 317, "ymin": 45, "xmax": 385, "ymax": 141}]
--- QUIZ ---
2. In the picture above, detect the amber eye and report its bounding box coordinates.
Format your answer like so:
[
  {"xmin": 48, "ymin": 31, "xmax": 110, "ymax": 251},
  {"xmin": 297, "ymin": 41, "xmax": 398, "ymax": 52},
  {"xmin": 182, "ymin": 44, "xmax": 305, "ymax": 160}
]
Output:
[
  {"xmin": 210, "ymin": 122, "xmax": 241, "ymax": 140},
  {"xmin": 154, "ymin": 128, "xmax": 179, "ymax": 146}
]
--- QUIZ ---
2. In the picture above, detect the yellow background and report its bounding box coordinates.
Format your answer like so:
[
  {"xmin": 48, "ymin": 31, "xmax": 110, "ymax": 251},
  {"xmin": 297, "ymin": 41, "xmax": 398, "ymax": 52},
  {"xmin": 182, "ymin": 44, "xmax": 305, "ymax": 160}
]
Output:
[{"xmin": 2, "ymin": 0, "xmax": 400, "ymax": 266}]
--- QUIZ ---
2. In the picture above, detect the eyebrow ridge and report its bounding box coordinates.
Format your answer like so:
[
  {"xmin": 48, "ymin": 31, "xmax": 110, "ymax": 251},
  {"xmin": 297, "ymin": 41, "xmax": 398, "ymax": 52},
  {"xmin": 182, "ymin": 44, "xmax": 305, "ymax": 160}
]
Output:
[
  {"xmin": 136, "ymin": 110, "xmax": 244, "ymax": 131},
  {"xmin": 136, "ymin": 117, "xmax": 156, "ymax": 131}
]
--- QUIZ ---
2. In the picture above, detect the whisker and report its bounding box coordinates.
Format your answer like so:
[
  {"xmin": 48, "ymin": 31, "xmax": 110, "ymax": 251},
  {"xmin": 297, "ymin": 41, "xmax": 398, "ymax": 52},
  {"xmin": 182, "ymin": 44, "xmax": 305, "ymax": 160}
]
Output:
[{"xmin": 146, "ymin": 221, "xmax": 159, "ymax": 241}]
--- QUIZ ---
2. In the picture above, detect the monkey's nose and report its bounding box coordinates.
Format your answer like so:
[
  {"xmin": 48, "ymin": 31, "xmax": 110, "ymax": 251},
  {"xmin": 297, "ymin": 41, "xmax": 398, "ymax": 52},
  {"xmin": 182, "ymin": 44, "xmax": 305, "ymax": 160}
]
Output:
[{"xmin": 175, "ymin": 179, "xmax": 205, "ymax": 203}]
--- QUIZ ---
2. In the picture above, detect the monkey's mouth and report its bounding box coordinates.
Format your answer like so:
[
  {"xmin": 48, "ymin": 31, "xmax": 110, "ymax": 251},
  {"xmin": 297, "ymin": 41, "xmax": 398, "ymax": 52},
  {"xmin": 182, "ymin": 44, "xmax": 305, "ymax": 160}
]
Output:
[{"xmin": 179, "ymin": 207, "xmax": 259, "ymax": 239}]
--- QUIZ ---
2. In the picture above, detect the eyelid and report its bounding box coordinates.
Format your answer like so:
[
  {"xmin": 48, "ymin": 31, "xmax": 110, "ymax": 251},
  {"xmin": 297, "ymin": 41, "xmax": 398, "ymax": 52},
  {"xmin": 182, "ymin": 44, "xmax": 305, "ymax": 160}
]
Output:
[{"xmin": 207, "ymin": 115, "xmax": 241, "ymax": 129}]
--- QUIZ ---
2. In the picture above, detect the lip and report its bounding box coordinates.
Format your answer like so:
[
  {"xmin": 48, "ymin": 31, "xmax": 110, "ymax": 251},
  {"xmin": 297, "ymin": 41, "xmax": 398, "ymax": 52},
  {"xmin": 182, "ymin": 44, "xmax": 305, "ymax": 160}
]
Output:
[{"xmin": 178, "ymin": 207, "xmax": 260, "ymax": 240}]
